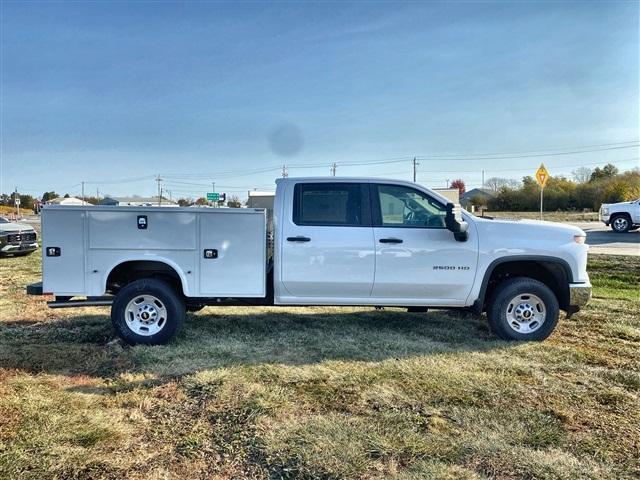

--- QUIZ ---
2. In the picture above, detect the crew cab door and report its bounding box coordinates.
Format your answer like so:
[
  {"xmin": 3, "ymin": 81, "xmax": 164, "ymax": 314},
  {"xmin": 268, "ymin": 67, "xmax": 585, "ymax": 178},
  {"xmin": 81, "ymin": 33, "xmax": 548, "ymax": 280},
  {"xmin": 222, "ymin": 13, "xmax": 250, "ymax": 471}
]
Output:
[
  {"xmin": 279, "ymin": 182, "xmax": 375, "ymax": 299},
  {"xmin": 370, "ymin": 183, "xmax": 478, "ymax": 304}
]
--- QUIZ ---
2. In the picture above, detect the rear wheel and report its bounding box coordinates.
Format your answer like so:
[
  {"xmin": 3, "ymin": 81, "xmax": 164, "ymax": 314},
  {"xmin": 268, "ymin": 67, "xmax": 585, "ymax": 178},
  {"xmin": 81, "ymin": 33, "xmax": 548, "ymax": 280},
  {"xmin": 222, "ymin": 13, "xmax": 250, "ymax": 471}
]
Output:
[
  {"xmin": 487, "ymin": 277, "xmax": 559, "ymax": 341},
  {"xmin": 611, "ymin": 214, "xmax": 631, "ymax": 233},
  {"xmin": 111, "ymin": 278, "xmax": 185, "ymax": 345}
]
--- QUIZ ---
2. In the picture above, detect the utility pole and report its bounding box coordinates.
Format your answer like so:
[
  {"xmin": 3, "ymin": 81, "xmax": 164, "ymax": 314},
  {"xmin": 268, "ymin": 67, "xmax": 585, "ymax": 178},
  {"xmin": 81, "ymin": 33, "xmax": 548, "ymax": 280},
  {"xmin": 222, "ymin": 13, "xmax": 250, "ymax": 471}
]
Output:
[
  {"xmin": 281, "ymin": 165, "xmax": 288, "ymax": 177},
  {"xmin": 211, "ymin": 182, "xmax": 215, "ymax": 207},
  {"xmin": 445, "ymin": 179, "xmax": 450, "ymax": 188},
  {"xmin": 156, "ymin": 175, "xmax": 162, "ymax": 206},
  {"xmin": 81, "ymin": 181, "xmax": 85, "ymax": 204},
  {"xmin": 14, "ymin": 187, "xmax": 20, "ymax": 218},
  {"xmin": 330, "ymin": 162, "xmax": 337, "ymax": 176},
  {"xmin": 96, "ymin": 188, "xmax": 99, "ymax": 203},
  {"xmin": 412, "ymin": 157, "xmax": 419, "ymax": 182}
]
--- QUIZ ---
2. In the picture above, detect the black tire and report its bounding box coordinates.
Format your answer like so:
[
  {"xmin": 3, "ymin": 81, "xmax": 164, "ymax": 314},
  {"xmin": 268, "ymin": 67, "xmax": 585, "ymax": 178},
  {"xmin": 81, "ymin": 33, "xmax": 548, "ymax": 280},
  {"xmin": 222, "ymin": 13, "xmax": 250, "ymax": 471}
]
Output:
[
  {"xmin": 611, "ymin": 214, "xmax": 631, "ymax": 233},
  {"xmin": 487, "ymin": 277, "xmax": 559, "ymax": 341},
  {"xmin": 111, "ymin": 278, "xmax": 185, "ymax": 345}
]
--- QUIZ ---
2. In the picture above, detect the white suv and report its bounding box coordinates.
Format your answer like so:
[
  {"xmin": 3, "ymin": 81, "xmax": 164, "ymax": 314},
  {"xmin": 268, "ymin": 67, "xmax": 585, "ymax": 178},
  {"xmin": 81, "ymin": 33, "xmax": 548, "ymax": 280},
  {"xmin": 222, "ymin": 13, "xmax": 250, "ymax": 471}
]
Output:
[{"xmin": 600, "ymin": 199, "xmax": 640, "ymax": 233}]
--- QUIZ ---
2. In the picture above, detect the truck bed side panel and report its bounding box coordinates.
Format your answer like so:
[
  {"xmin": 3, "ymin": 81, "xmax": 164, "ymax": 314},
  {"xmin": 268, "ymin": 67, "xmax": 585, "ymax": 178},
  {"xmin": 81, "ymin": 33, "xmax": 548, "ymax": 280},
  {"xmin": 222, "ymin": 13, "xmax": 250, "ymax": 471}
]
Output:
[
  {"xmin": 88, "ymin": 210, "xmax": 196, "ymax": 250},
  {"xmin": 42, "ymin": 209, "xmax": 86, "ymax": 295},
  {"xmin": 199, "ymin": 210, "xmax": 266, "ymax": 297}
]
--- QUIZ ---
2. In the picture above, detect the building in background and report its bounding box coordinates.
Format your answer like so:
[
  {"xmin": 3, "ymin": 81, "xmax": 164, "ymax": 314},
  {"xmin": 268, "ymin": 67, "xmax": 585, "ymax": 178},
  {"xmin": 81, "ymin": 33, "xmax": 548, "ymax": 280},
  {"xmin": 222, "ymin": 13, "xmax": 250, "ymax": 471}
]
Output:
[
  {"xmin": 246, "ymin": 191, "xmax": 275, "ymax": 210},
  {"xmin": 460, "ymin": 188, "xmax": 496, "ymax": 210},
  {"xmin": 99, "ymin": 196, "xmax": 178, "ymax": 207},
  {"xmin": 432, "ymin": 188, "xmax": 460, "ymax": 204},
  {"xmin": 46, "ymin": 197, "xmax": 92, "ymax": 206}
]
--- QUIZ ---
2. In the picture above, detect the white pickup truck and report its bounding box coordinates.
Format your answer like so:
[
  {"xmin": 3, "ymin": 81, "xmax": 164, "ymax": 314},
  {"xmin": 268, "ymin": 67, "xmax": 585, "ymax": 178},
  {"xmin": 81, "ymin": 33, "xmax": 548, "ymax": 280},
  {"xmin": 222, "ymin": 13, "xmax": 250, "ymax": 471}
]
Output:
[
  {"xmin": 599, "ymin": 199, "xmax": 640, "ymax": 233},
  {"xmin": 27, "ymin": 177, "xmax": 592, "ymax": 344}
]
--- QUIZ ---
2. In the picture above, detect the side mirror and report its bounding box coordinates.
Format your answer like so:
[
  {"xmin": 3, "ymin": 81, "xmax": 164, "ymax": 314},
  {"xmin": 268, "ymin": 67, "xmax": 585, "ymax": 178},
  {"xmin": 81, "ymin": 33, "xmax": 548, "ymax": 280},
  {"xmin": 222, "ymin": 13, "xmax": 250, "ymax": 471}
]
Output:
[{"xmin": 445, "ymin": 203, "xmax": 469, "ymax": 242}]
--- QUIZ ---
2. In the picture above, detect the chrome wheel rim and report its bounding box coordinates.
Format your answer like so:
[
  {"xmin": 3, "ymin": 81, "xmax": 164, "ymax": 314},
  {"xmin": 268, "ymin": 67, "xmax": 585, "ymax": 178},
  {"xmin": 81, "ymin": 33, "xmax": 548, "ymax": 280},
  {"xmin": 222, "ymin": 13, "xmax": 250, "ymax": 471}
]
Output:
[
  {"xmin": 124, "ymin": 295, "xmax": 167, "ymax": 336},
  {"xmin": 505, "ymin": 293, "xmax": 546, "ymax": 334},
  {"xmin": 613, "ymin": 217, "xmax": 628, "ymax": 231}
]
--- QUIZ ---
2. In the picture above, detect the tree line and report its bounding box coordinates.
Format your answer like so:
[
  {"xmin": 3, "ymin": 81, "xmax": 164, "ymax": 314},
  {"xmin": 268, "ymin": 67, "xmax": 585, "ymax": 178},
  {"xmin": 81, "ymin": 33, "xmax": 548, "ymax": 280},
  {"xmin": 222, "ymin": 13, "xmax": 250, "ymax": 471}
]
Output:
[{"xmin": 468, "ymin": 164, "xmax": 640, "ymax": 211}]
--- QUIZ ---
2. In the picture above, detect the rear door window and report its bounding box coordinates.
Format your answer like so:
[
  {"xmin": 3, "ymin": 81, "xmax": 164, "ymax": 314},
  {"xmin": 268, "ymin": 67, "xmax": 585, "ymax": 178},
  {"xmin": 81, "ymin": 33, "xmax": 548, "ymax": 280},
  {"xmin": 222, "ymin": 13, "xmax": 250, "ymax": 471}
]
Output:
[{"xmin": 293, "ymin": 183, "xmax": 369, "ymax": 226}]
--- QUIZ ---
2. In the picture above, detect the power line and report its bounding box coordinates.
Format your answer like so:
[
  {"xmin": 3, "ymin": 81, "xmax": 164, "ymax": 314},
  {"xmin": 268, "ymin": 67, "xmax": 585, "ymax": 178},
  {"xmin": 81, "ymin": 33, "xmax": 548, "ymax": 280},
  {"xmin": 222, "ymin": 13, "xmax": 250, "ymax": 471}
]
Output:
[
  {"xmin": 415, "ymin": 157, "xmax": 639, "ymax": 174},
  {"xmin": 416, "ymin": 144, "xmax": 639, "ymax": 162},
  {"xmin": 414, "ymin": 140, "xmax": 639, "ymax": 157}
]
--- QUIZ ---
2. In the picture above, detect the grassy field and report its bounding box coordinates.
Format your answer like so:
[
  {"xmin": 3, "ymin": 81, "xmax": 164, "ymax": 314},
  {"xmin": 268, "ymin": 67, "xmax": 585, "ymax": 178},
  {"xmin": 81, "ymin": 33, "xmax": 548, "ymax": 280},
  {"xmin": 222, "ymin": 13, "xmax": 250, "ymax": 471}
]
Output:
[{"xmin": 0, "ymin": 253, "xmax": 638, "ymax": 479}]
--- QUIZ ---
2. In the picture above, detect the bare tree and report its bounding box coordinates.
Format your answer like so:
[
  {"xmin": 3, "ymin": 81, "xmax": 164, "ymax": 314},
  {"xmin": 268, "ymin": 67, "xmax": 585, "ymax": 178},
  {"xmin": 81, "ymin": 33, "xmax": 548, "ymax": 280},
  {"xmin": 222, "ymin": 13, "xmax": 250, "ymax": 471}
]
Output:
[
  {"xmin": 227, "ymin": 195, "xmax": 242, "ymax": 208},
  {"xmin": 484, "ymin": 177, "xmax": 518, "ymax": 191},
  {"xmin": 572, "ymin": 167, "xmax": 592, "ymax": 184}
]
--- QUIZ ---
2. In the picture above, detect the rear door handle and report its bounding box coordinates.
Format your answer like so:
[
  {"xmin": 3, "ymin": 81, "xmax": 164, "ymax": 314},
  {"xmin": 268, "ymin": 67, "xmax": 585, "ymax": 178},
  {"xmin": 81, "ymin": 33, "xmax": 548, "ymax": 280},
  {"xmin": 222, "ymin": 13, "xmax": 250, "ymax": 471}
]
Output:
[
  {"xmin": 287, "ymin": 236, "xmax": 311, "ymax": 242},
  {"xmin": 379, "ymin": 238, "xmax": 403, "ymax": 244}
]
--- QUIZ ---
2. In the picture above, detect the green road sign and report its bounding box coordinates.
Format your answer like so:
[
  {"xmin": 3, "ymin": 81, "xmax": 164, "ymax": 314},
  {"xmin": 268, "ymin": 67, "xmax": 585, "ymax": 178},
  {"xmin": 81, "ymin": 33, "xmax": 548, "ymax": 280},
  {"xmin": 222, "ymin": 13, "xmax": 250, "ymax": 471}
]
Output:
[{"xmin": 207, "ymin": 192, "xmax": 219, "ymax": 201}]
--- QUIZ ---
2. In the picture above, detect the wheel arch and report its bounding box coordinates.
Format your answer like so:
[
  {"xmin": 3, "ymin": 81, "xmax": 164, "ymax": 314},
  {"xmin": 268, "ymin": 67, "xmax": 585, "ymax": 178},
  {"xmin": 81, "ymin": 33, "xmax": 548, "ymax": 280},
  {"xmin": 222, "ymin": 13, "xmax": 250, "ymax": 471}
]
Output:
[
  {"xmin": 104, "ymin": 258, "xmax": 189, "ymax": 297},
  {"xmin": 473, "ymin": 256, "xmax": 573, "ymax": 314}
]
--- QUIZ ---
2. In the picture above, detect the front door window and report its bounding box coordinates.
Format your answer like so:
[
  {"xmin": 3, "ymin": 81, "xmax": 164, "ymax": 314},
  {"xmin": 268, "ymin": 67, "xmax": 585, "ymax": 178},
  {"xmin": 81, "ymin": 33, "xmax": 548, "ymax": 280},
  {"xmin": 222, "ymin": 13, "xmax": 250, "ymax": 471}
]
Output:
[{"xmin": 376, "ymin": 184, "xmax": 446, "ymax": 228}]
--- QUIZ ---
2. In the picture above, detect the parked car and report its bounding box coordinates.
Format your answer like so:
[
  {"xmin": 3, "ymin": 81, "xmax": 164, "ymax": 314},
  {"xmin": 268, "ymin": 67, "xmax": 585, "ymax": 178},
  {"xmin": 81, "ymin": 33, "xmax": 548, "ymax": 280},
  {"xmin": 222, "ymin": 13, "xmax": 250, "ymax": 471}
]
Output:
[
  {"xmin": 599, "ymin": 199, "xmax": 640, "ymax": 233},
  {"xmin": 27, "ymin": 178, "xmax": 591, "ymax": 344},
  {"xmin": 0, "ymin": 217, "xmax": 38, "ymax": 257}
]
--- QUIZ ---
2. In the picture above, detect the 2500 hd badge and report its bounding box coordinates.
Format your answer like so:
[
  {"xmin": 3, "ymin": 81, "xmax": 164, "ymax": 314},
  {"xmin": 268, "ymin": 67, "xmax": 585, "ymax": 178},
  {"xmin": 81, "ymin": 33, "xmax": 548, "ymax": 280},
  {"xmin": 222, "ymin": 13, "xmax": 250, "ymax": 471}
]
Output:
[{"xmin": 433, "ymin": 265, "xmax": 471, "ymax": 270}]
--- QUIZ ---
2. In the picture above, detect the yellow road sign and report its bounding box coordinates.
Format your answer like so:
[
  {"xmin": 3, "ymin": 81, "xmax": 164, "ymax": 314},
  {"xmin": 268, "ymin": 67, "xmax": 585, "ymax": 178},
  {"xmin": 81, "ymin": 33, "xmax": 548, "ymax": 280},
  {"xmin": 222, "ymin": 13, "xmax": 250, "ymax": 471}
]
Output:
[{"xmin": 535, "ymin": 163, "xmax": 550, "ymax": 188}]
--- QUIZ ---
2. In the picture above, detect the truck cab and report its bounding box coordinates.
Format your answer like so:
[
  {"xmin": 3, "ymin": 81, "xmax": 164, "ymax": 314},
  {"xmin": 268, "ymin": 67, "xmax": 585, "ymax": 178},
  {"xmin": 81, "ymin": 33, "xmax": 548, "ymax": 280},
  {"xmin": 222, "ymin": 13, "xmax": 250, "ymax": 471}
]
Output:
[{"xmin": 28, "ymin": 177, "xmax": 592, "ymax": 345}]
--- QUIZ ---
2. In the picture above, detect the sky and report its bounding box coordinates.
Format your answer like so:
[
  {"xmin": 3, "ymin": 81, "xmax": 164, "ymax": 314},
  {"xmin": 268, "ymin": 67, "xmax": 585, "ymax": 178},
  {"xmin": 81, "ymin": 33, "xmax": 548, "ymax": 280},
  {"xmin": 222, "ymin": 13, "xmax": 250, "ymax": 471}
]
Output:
[{"xmin": 1, "ymin": 0, "xmax": 638, "ymax": 200}]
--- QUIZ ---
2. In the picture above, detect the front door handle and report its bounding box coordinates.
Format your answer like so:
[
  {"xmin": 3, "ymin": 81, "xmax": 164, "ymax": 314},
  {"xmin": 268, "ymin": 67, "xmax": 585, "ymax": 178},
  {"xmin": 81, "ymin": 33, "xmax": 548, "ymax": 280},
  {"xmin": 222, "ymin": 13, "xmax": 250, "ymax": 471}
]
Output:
[
  {"xmin": 379, "ymin": 238, "xmax": 403, "ymax": 244},
  {"xmin": 287, "ymin": 236, "xmax": 311, "ymax": 242}
]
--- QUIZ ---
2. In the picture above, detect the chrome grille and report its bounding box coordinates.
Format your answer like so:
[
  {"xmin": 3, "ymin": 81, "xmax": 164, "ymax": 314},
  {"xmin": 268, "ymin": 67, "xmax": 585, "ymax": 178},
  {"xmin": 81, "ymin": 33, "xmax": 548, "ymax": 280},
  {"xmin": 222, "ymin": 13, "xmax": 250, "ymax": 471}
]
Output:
[{"xmin": 6, "ymin": 232, "xmax": 36, "ymax": 243}]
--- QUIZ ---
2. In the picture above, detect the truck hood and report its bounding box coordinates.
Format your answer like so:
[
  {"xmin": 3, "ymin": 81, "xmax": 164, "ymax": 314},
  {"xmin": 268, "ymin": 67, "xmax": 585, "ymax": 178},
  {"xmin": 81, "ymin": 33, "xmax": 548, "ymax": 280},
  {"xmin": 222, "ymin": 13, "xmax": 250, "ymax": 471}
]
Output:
[
  {"xmin": 473, "ymin": 216, "xmax": 585, "ymax": 239},
  {"xmin": 601, "ymin": 200, "xmax": 637, "ymax": 207},
  {"xmin": 0, "ymin": 222, "xmax": 35, "ymax": 233}
]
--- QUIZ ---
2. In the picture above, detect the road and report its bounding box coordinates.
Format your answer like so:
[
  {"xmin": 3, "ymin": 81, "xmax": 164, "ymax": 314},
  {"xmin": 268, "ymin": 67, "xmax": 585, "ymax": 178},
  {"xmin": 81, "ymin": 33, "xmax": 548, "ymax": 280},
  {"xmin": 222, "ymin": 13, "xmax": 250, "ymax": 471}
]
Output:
[{"xmin": 570, "ymin": 222, "xmax": 640, "ymax": 256}]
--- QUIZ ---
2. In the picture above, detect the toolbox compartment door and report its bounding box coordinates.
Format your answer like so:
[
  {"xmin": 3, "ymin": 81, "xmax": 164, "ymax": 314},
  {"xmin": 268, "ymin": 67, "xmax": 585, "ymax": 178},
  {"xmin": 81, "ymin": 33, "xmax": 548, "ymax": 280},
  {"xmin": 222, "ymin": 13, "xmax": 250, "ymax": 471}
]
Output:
[
  {"xmin": 42, "ymin": 208, "xmax": 86, "ymax": 295},
  {"xmin": 199, "ymin": 210, "xmax": 266, "ymax": 297}
]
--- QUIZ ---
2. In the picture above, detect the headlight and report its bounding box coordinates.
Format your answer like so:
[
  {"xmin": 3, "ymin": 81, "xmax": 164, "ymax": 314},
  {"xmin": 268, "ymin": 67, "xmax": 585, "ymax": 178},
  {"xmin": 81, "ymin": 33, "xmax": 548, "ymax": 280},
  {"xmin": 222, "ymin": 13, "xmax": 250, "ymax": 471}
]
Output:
[
  {"xmin": 601, "ymin": 207, "xmax": 609, "ymax": 215},
  {"xmin": 574, "ymin": 234, "xmax": 586, "ymax": 244}
]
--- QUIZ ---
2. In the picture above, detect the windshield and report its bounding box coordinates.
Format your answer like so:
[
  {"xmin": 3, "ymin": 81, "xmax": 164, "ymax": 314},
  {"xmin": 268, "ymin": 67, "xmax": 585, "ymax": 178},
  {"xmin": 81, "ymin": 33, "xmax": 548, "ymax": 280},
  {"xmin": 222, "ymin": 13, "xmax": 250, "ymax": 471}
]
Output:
[{"xmin": 0, "ymin": 217, "xmax": 9, "ymax": 224}]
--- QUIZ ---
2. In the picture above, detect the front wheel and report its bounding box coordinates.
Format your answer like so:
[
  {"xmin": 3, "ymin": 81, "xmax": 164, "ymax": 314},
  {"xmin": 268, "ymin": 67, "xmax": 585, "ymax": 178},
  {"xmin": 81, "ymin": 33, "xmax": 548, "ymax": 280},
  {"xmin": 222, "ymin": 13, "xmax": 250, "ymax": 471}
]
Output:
[
  {"xmin": 487, "ymin": 277, "xmax": 559, "ymax": 341},
  {"xmin": 111, "ymin": 278, "xmax": 185, "ymax": 345},
  {"xmin": 611, "ymin": 214, "xmax": 631, "ymax": 233}
]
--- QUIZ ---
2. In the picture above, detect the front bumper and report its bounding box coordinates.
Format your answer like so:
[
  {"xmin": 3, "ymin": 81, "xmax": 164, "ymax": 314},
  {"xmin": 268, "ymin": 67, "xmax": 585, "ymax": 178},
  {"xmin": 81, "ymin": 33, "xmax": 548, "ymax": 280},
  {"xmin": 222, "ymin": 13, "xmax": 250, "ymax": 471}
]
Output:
[
  {"xmin": 0, "ymin": 242, "xmax": 38, "ymax": 254},
  {"xmin": 569, "ymin": 281, "xmax": 592, "ymax": 309}
]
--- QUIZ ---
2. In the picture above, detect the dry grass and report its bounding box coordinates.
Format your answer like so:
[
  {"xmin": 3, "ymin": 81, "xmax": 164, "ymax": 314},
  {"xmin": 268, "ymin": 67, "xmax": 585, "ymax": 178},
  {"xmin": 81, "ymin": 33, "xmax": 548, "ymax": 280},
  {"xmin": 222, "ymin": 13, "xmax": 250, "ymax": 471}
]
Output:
[{"xmin": 0, "ymin": 252, "xmax": 639, "ymax": 479}]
